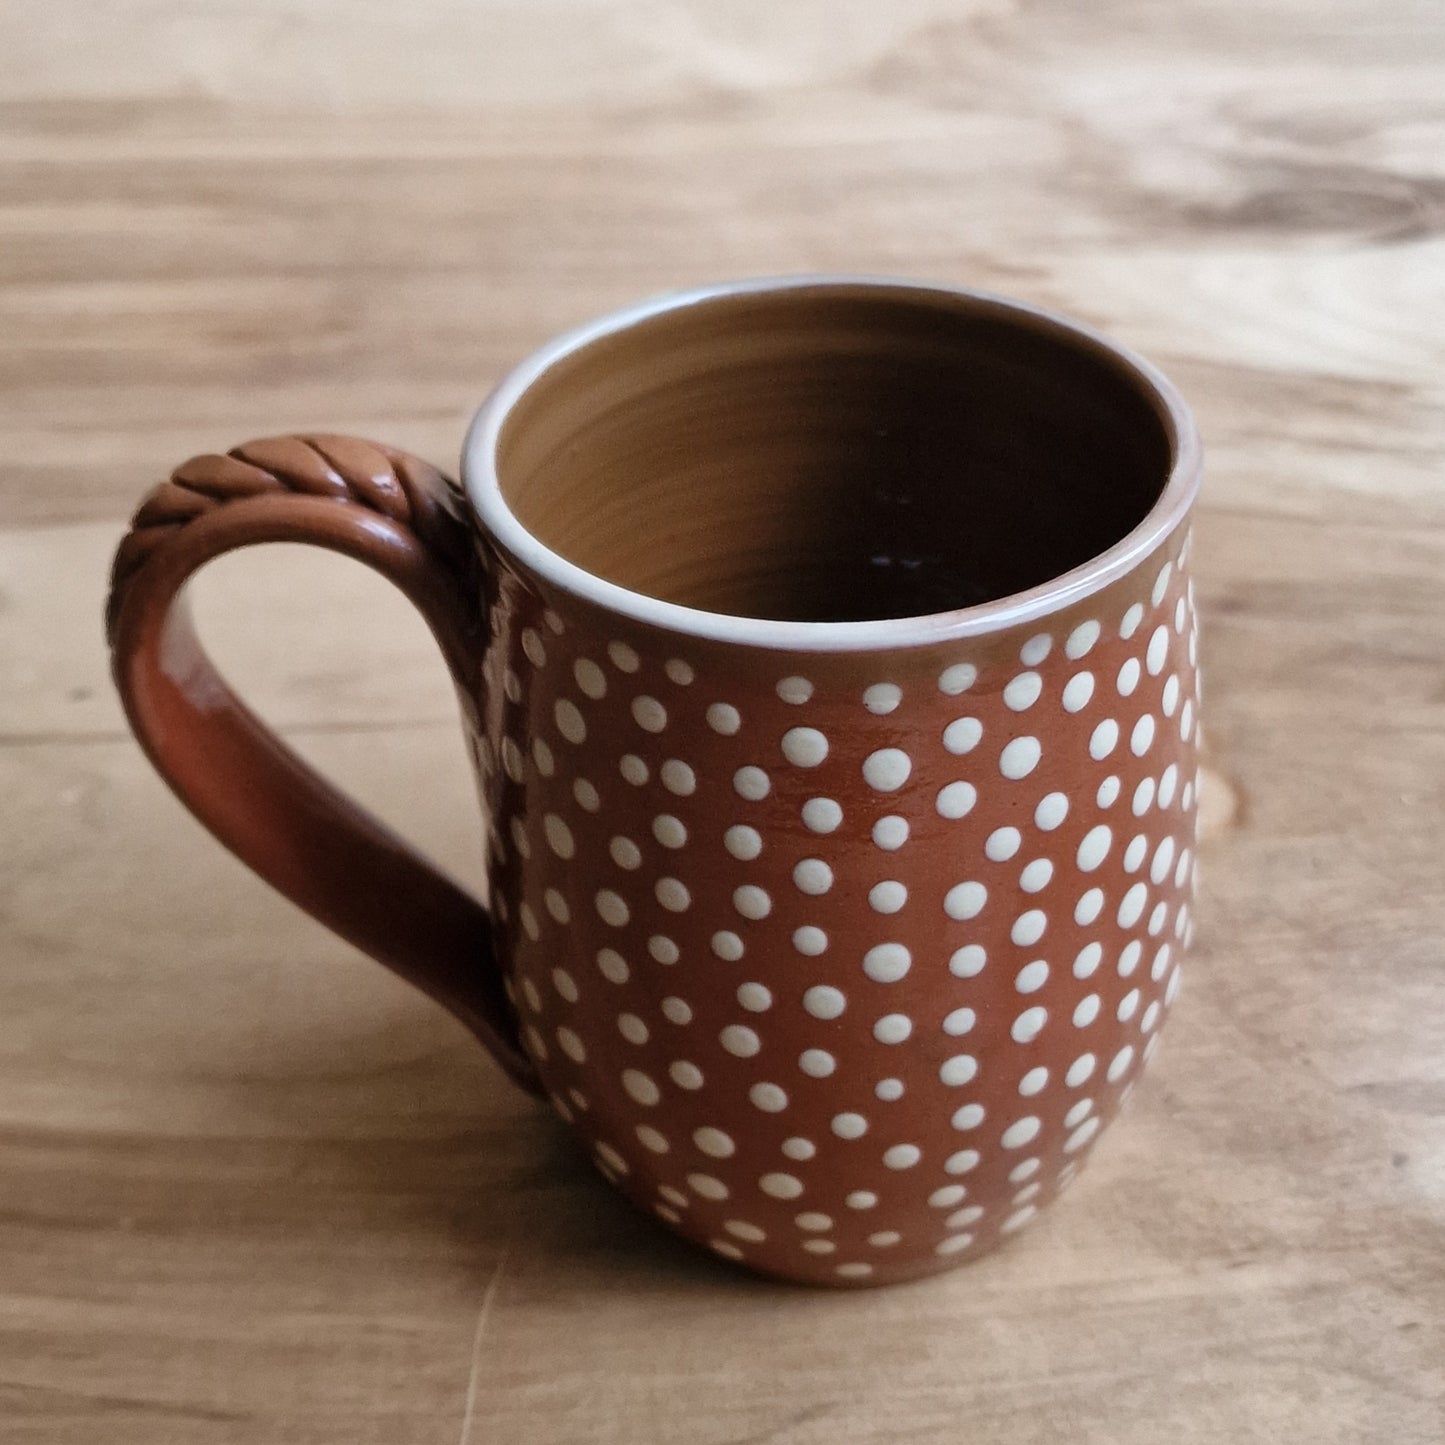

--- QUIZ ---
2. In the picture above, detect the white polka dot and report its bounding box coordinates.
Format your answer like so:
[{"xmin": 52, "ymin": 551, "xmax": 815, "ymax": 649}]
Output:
[
  {"xmin": 707, "ymin": 702, "xmax": 741, "ymax": 735},
  {"xmin": 1019, "ymin": 858, "xmax": 1053, "ymax": 893},
  {"xmin": 1019, "ymin": 1066, "xmax": 1049, "ymax": 1096},
  {"xmin": 1123, "ymin": 834, "xmax": 1149, "ymax": 872},
  {"xmin": 1065, "ymin": 1117, "xmax": 1102, "ymax": 1153},
  {"xmin": 557, "ymin": 1027, "xmax": 586, "ymax": 1062},
  {"xmin": 802, "ymin": 1239, "xmax": 836, "ymax": 1255},
  {"xmin": 1062, "ymin": 672, "xmax": 1095, "ymax": 713},
  {"xmin": 1090, "ymin": 718, "xmax": 1120, "ymax": 759},
  {"xmin": 573, "ymin": 778, "xmax": 600, "ymax": 813},
  {"xmin": 1152, "ymin": 561, "xmax": 1174, "ymax": 607},
  {"xmin": 652, "ymin": 814, "xmax": 688, "ymax": 849},
  {"xmin": 648, "ymin": 936, "xmax": 680, "ymax": 965},
  {"xmin": 862, "ymin": 942, "xmax": 911, "ymax": 983},
  {"xmin": 595, "ymin": 889, "xmax": 629, "ymax": 927},
  {"xmin": 724, "ymin": 825, "xmax": 763, "ymax": 862},
  {"xmin": 521, "ymin": 628, "xmax": 546, "ymax": 668},
  {"xmin": 661, "ymin": 996, "xmax": 693, "ymax": 1025},
  {"xmin": 573, "ymin": 658, "xmax": 607, "ymax": 699},
  {"xmin": 760, "ymin": 1173, "xmax": 804, "ymax": 1199},
  {"xmin": 1119, "ymin": 940, "xmax": 1143, "ymax": 976},
  {"xmin": 793, "ymin": 926, "xmax": 828, "ymax": 956},
  {"xmin": 945, "ymin": 882, "xmax": 988, "ymax": 920},
  {"xmin": 1117, "ymin": 657, "xmax": 1141, "ymax": 697},
  {"xmin": 947, "ymin": 1205, "xmax": 984, "ymax": 1228},
  {"xmin": 868, "ymin": 1231, "xmax": 903, "ymax": 1249},
  {"xmin": 872, "ymin": 815, "xmax": 910, "ymax": 850},
  {"xmin": 622, "ymin": 1069, "xmax": 660, "ymax": 1106},
  {"xmin": 1012, "ymin": 1006, "xmax": 1048, "ymax": 1043},
  {"xmin": 846, "ymin": 1191, "xmax": 878, "ymax": 1210},
  {"xmin": 799, "ymin": 1049, "xmax": 836, "ymax": 1078},
  {"xmin": 733, "ymin": 885, "xmax": 771, "ymax": 920},
  {"xmin": 935, "ymin": 1233, "xmax": 975, "ymax": 1256},
  {"xmin": 836, "ymin": 1263, "xmax": 873, "ymax": 1279},
  {"xmin": 1150, "ymin": 837, "xmax": 1177, "ymax": 885},
  {"xmin": 1011, "ymin": 909, "xmax": 1047, "ymax": 946},
  {"xmin": 736, "ymin": 982, "xmax": 772, "ymax": 1013},
  {"xmin": 1141, "ymin": 1001, "xmax": 1161, "ymax": 1033},
  {"xmin": 803, "ymin": 985, "xmax": 846, "ymax": 1020},
  {"xmin": 785, "ymin": 1141, "xmax": 816, "ymax": 1163},
  {"xmin": 868, "ymin": 881, "xmax": 908, "ymax": 914},
  {"xmin": 1015, "ymin": 960, "xmax": 1049, "ymax": 993},
  {"xmin": 670, "ymin": 1061, "xmax": 704, "ymax": 1090},
  {"xmin": 720, "ymin": 1025, "xmax": 761, "ymax": 1058},
  {"xmin": 1066, "ymin": 619, "xmax": 1101, "ymax": 658},
  {"xmin": 1075, "ymin": 888, "xmax": 1105, "ymax": 925},
  {"xmin": 999, "ymin": 736, "xmax": 1042, "ymax": 779},
  {"xmin": 710, "ymin": 931, "xmax": 744, "ymax": 963},
  {"xmin": 1120, "ymin": 602, "xmax": 1144, "ymax": 639},
  {"xmin": 936, "ymin": 781, "xmax": 977, "ymax": 819},
  {"xmin": 619, "ymin": 753, "xmax": 649, "ymax": 785},
  {"xmin": 949, "ymin": 944, "xmax": 987, "ymax": 978},
  {"xmin": 986, "ymin": 826, "xmax": 1021, "ymax": 861},
  {"xmin": 1108, "ymin": 1044, "xmax": 1136, "ymax": 1083},
  {"xmin": 1167, "ymin": 966, "xmax": 1183, "ymax": 1004},
  {"xmin": 1004, "ymin": 671, "xmax": 1043, "ymax": 711},
  {"xmin": 1131, "ymin": 714, "xmax": 1157, "ymax": 756},
  {"xmin": 802, "ymin": 798, "xmax": 843, "ymax": 833},
  {"xmin": 501, "ymin": 738, "xmax": 525, "ymax": 784},
  {"xmin": 1032, "ymin": 793, "xmax": 1069, "ymax": 833},
  {"xmin": 1076, "ymin": 824, "xmax": 1112, "ymax": 872},
  {"xmin": 532, "ymin": 738, "xmax": 555, "ymax": 778},
  {"xmin": 796, "ymin": 1211, "xmax": 832, "ymax": 1231},
  {"xmin": 793, "ymin": 858, "xmax": 833, "ymax": 895},
  {"xmin": 863, "ymin": 682, "xmax": 902, "ymax": 714},
  {"xmin": 1175, "ymin": 848, "xmax": 1193, "ymax": 889},
  {"xmin": 1020, "ymin": 632, "xmax": 1053, "ymax": 666},
  {"xmin": 655, "ymin": 878, "xmax": 690, "ymax": 912},
  {"xmin": 1001, "ymin": 1117, "xmax": 1041, "ymax": 1149},
  {"xmin": 863, "ymin": 748, "xmax": 912, "ymax": 791},
  {"xmin": 1117, "ymin": 988, "xmax": 1140, "ymax": 1022},
  {"xmin": 1118, "ymin": 882, "xmax": 1149, "ymax": 928},
  {"xmin": 519, "ymin": 902, "xmax": 540, "ymax": 941},
  {"xmin": 1074, "ymin": 942, "xmax": 1103, "ymax": 979},
  {"xmin": 609, "ymin": 836, "xmax": 641, "ymax": 870},
  {"xmin": 665, "ymin": 658, "xmax": 695, "ymax": 686},
  {"xmin": 710, "ymin": 1237, "xmax": 744, "ymax": 1260},
  {"xmin": 873, "ymin": 1013, "xmax": 913, "ymax": 1044},
  {"xmin": 1008, "ymin": 1158, "xmax": 1040, "ymax": 1185},
  {"xmin": 542, "ymin": 814, "xmax": 574, "ymax": 860},
  {"xmin": 607, "ymin": 641, "xmax": 640, "ymax": 672},
  {"xmin": 1066, "ymin": 1052, "xmax": 1095, "ymax": 1085},
  {"xmin": 596, "ymin": 1143, "xmax": 629, "ymax": 1176},
  {"xmin": 1158, "ymin": 764, "xmax": 1179, "ymax": 809},
  {"xmin": 694, "ymin": 1126, "xmax": 736, "ymax": 1158},
  {"xmin": 939, "ymin": 662, "xmax": 977, "ymax": 695},
  {"xmin": 882, "ymin": 1143, "xmax": 921, "ymax": 1170},
  {"xmin": 502, "ymin": 670, "xmax": 522, "ymax": 704},
  {"xmin": 1146, "ymin": 625, "xmax": 1170, "ymax": 676},
  {"xmin": 943, "ymin": 716, "xmax": 983, "ymax": 754},
  {"xmin": 1176, "ymin": 596, "xmax": 1188, "ymax": 633},
  {"xmin": 830, "ymin": 1113, "xmax": 868, "ymax": 1140},
  {"xmin": 1001, "ymin": 1205, "xmax": 1038, "ymax": 1234},
  {"xmin": 939, "ymin": 1054, "xmax": 978, "ymax": 1086},
  {"xmin": 733, "ymin": 766, "xmax": 770, "ymax": 801},
  {"xmin": 1097, "ymin": 775, "xmax": 1121, "ymax": 808},
  {"xmin": 1161, "ymin": 675, "xmax": 1180, "ymax": 717},
  {"xmin": 1073, "ymin": 995, "xmax": 1101, "ymax": 1027},
  {"xmin": 929, "ymin": 1184, "xmax": 967, "ymax": 1209},
  {"xmin": 943, "ymin": 1006, "xmax": 976, "ymax": 1036},
  {"xmin": 617, "ymin": 1012, "xmax": 648, "ymax": 1044},
  {"xmin": 1152, "ymin": 943, "xmax": 1173, "ymax": 982},
  {"xmin": 554, "ymin": 698, "xmax": 586, "ymax": 744},
  {"xmin": 874, "ymin": 1078, "xmax": 904, "ymax": 1101},
  {"xmin": 950, "ymin": 1104, "xmax": 985, "ymax": 1131},
  {"xmin": 544, "ymin": 889, "xmax": 570, "ymax": 924},
  {"xmin": 636, "ymin": 1125, "xmax": 670, "ymax": 1153},
  {"xmin": 631, "ymin": 695, "xmax": 667, "ymax": 732},
  {"xmin": 749, "ymin": 1082, "xmax": 788, "ymax": 1113},
  {"xmin": 1064, "ymin": 1098, "xmax": 1093, "ymax": 1129},
  {"xmin": 520, "ymin": 979, "xmax": 542, "ymax": 1013},
  {"xmin": 781, "ymin": 727, "xmax": 829, "ymax": 767},
  {"xmin": 1132, "ymin": 776, "xmax": 1156, "ymax": 815},
  {"xmin": 688, "ymin": 1172, "xmax": 728, "ymax": 1200},
  {"xmin": 597, "ymin": 949, "xmax": 630, "ymax": 985},
  {"xmin": 723, "ymin": 1219, "xmax": 764, "ymax": 1243},
  {"xmin": 660, "ymin": 759, "xmax": 696, "ymax": 796},
  {"xmin": 776, "ymin": 675, "xmax": 813, "ymax": 704}
]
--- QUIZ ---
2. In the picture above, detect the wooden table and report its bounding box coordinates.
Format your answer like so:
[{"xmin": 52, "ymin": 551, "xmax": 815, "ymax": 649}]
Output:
[{"xmin": 2, "ymin": 3, "xmax": 1442, "ymax": 1440}]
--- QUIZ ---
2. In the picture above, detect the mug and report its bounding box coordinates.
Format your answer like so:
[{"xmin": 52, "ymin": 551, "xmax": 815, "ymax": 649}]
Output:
[{"xmin": 106, "ymin": 277, "xmax": 1202, "ymax": 1286}]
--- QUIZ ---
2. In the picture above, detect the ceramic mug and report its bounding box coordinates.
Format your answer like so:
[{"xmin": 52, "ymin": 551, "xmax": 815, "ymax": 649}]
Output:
[{"xmin": 106, "ymin": 277, "xmax": 1202, "ymax": 1286}]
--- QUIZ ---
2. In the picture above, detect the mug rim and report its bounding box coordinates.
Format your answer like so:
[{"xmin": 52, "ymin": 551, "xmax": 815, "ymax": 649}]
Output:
[{"xmin": 462, "ymin": 275, "xmax": 1202, "ymax": 652}]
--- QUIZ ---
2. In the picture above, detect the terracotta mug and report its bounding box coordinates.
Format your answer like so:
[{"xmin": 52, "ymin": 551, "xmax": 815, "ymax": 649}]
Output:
[{"xmin": 107, "ymin": 278, "xmax": 1202, "ymax": 1286}]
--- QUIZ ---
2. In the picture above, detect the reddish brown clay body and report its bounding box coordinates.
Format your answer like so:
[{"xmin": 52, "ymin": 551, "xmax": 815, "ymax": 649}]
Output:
[{"xmin": 107, "ymin": 280, "xmax": 1201, "ymax": 1286}]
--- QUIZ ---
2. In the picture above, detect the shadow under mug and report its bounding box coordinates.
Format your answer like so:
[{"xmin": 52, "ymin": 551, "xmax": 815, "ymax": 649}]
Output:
[{"xmin": 106, "ymin": 277, "xmax": 1202, "ymax": 1287}]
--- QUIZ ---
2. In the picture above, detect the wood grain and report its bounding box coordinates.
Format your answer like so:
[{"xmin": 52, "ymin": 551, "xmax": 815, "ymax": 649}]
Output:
[{"xmin": 2, "ymin": 2, "xmax": 1442, "ymax": 1441}]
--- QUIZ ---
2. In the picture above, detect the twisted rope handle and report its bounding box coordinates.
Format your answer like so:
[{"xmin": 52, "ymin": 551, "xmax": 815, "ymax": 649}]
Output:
[{"xmin": 106, "ymin": 434, "xmax": 539, "ymax": 1093}]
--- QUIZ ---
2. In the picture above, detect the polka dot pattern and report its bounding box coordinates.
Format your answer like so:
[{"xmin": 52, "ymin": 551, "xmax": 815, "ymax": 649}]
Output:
[{"xmin": 474, "ymin": 530, "xmax": 1200, "ymax": 1285}]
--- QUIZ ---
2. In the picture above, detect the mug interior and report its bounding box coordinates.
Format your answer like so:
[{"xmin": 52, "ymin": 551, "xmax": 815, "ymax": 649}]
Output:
[{"xmin": 493, "ymin": 284, "xmax": 1177, "ymax": 624}]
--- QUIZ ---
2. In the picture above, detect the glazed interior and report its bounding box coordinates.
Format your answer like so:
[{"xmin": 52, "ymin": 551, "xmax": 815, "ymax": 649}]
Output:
[{"xmin": 495, "ymin": 285, "xmax": 1175, "ymax": 623}]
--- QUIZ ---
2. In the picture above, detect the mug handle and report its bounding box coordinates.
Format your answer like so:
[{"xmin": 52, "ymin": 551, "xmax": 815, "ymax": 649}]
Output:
[{"xmin": 105, "ymin": 433, "xmax": 540, "ymax": 1094}]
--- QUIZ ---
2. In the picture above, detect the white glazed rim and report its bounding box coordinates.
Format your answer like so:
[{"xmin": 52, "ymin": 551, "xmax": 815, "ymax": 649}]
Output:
[{"xmin": 463, "ymin": 275, "xmax": 1202, "ymax": 653}]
